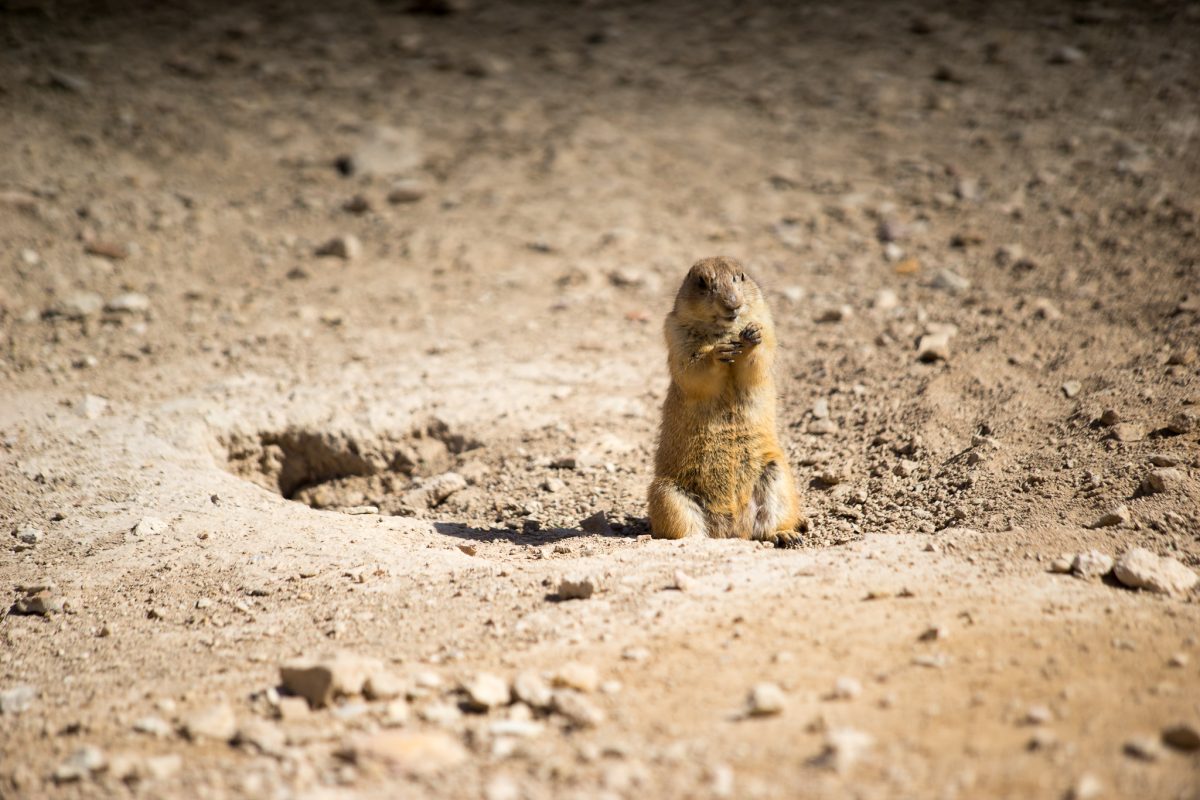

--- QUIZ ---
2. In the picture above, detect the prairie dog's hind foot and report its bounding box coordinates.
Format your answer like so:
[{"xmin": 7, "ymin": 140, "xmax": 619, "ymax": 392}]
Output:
[{"xmin": 648, "ymin": 477, "xmax": 707, "ymax": 540}]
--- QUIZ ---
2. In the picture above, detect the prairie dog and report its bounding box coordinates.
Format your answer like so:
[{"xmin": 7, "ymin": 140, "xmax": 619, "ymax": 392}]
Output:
[{"xmin": 648, "ymin": 256, "xmax": 806, "ymax": 546}]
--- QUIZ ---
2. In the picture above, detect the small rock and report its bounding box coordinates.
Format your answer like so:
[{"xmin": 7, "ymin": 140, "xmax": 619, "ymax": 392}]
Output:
[
  {"xmin": 387, "ymin": 179, "xmax": 426, "ymax": 204},
  {"xmin": 11, "ymin": 588, "xmax": 62, "ymax": 616},
  {"xmin": 364, "ymin": 671, "xmax": 405, "ymax": 701},
  {"xmin": 1049, "ymin": 45, "xmax": 1085, "ymax": 64},
  {"xmin": 52, "ymin": 746, "xmax": 106, "ymax": 783},
  {"xmin": 1166, "ymin": 412, "xmax": 1196, "ymax": 434},
  {"xmin": 276, "ymin": 696, "xmax": 310, "ymax": 722},
  {"xmin": 1098, "ymin": 408, "xmax": 1121, "ymax": 426},
  {"xmin": 1167, "ymin": 653, "xmax": 1189, "ymax": 668},
  {"xmin": 1162, "ymin": 722, "xmax": 1200, "ymax": 751},
  {"xmin": 235, "ymin": 719, "xmax": 286, "ymax": 756},
  {"xmin": 512, "ymin": 671, "xmax": 553, "ymax": 709},
  {"xmin": 280, "ymin": 652, "xmax": 382, "ymax": 708},
  {"xmin": 1140, "ymin": 468, "xmax": 1183, "ymax": 495},
  {"xmin": 1090, "ymin": 505, "xmax": 1130, "ymax": 528},
  {"xmin": 383, "ymin": 699, "xmax": 410, "ymax": 726},
  {"xmin": 551, "ymin": 690, "xmax": 605, "ymax": 728},
  {"xmin": 462, "ymin": 673, "xmax": 510, "ymax": 711},
  {"xmin": 746, "ymin": 682, "xmax": 785, "ymax": 717},
  {"xmin": 342, "ymin": 194, "xmax": 371, "ymax": 214},
  {"xmin": 1067, "ymin": 774, "xmax": 1103, "ymax": 800},
  {"xmin": 1106, "ymin": 423, "xmax": 1144, "ymax": 442},
  {"xmin": 1071, "ymin": 550, "xmax": 1113, "ymax": 579},
  {"xmin": 815, "ymin": 305, "xmax": 852, "ymax": 323},
  {"xmin": 808, "ymin": 418, "xmax": 839, "ymax": 435},
  {"xmin": 931, "ymin": 268, "xmax": 970, "ymax": 293},
  {"xmin": 541, "ymin": 477, "xmax": 566, "ymax": 493},
  {"xmin": 105, "ymin": 292, "xmax": 150, "ymax": 313},
  {"xmin": 351, "ymin": 730, "xmax": 468, "ymax": 775},
  {"xmin": 917, "ymin": 332, "xmax": 951, "ymax": 362},
  {"xmin": 0, "ymin": 685, "xmax": 36, "ymax": 715},
  {"xmin": 1123, "ymin": 736, "xmax": 1162, "ymax": 761},
  {"xmin": 1024, "ymin": 705, "xmax": 1053, "ymax": 725},
  {"xmin": 1048, "ymin": 557, "xmax": 1073, "ymax": 574},
  {"xmin": 143, "ymin": 754, "xmax": 182, "ymax": 781},
  {"xmin": 671, "ymin": 569, "xmax": 695, "ymax": 592},
  {"xmin": 50, "ymin": 291, "xmax": 104, "ymax": 319},
  {"xmin": 814, "ymin": 727, "xmax": 874, "ymax": 773},
  {"xmin": 1113, "ymin": 548, "xmax": 1198, "ymax": 596},
  {"xmin": 14, "ymin": 526, "xmax": 43, "ymax": 545},
  {"xmin": 553, "ymin": 662, "xmax": 599, "ymax": 693},
  {"xmin": 182, "ymin": 703, "xmax": 237, "ymax": 742},
  {"xmin": 829, "ymin": 677, "xmax": 862, "ymax": 700},
  {"xmin": 558, "ymin": 573, "xmax": 599, "ymax": 600},
  {"xmin": 579, "ymin": 511, "xmax": 613, "ymax": 536},
  {"xmin": 75, "ymin": 394, "xmax": 108, "ymax": 419},
  {"xmin": 1030, "ymin": 297, "xmax": 1061, "ymax": 320},
  {"xmin": 131, "ymin": 516, "xmax": 167, "ymax": 536},
  {"xmin": 873, "ymin": 288, "xmax": 899, "ymax": 311},
  {"xmin": 314, "ymin": 235, "xmax": 362, "ymax": 261},
  {"xmin": 132, "ymin": 716, "xmax": 172, "ymax": 738},
  {"xmin": 1061, "ymin": 381, "xmax": 1082, "ymax": 398}
]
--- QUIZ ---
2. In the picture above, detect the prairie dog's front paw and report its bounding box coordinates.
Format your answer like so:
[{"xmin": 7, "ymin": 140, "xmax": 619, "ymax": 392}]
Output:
[
  {"xmin": 740, "ymin": 323, "xmax": 763, "ymax": 346},
  {"xmin": 715, "ymin": 339, "xmax": 745, "ymax": 363}
]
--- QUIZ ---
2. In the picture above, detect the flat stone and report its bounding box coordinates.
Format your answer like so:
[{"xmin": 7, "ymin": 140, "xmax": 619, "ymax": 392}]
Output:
[
  {"xmin": 280, "ymin": 652, "xmax": 383, "ymax": 708},
  {"xmin": 1090, "ymin": 504, "xmax": 1130, "ymax": 528},
  {"xmin": 132, "ymin": 716, "xmax": 172, "ymax": 737},
  {"xmin": 553, "ymin": 662, "xmax": 599, "ymax": 693},
  {"xmin": 461, "ymin": 673, "xmax": 510, "ymax": 711},
  {"xmin": 131, "ymin": 516, "xmax": 168, "ymax": 536},
  {"xmin": 105, "ymin": 293, "xmax": 150, "ymax": 313},
  {"xmin": 75, "ymin": 394, "xmax": 108, "ymax": 420},
  {"xmin": 814, "ymin": 727, "xmax": 874, "ymax": 773},
  {"xmin": 580, "ymin": 511, "xmax": 613, "ymax": 536},
  {"xmin": 1106, "ymin": 423, "xmax": 1144, "ymax": 442},
  {"xmin": 1061, "ymin": 381, "xmax": 1082, "ymax": 398},
  {"xmin": 917, "ymin": 332, "xmax": 951, "ymax": 362},
  {"xmin": 0, "ymin": 685, "xmax": 36, "ymax": 715},
  {"xmin": 1140, "ymin": 468, "xmax": 1184, "ymax": 495},
  {"xmin": 351, "ymin": 730, "xmax": 468, "ymax": 775},
  {"xmin": 512, "ymin": 671, "xmax": 553, "ymax": 709},
  {"xmin": 52, "ymin": 746, "xmax": 106, "ymax": 783},
  {"xmin": 314, "ymin": 235, "xmax": 362, "ymax": 261},
  {"xmin": 364, "ymin": 670, "xmax": 405, "ymax": 701},
  {"xmin": 50, "ymin": 291, "xmax": 103, "ymax": 319},
  {"xmin": 551, "ymin": 690, "xmax": 605, "ymax": 728},
  {"xmin": 1113, "ymin": 548, "xmax": 1198, "ymax": 596},
  {"xmin": 182, "ymin": 703, "xmax": 237, "ymax": 742}
]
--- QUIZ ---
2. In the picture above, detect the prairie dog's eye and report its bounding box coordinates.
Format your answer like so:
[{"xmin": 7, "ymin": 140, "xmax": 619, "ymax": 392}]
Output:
[{"xmin": 696, "ymin": 275, "xmax": 709, "ymax": 290}]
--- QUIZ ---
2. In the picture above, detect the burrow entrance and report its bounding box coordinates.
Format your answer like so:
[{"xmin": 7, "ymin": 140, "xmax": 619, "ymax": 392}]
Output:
[{"xmin": 221, "ymin": 419, "xmax": 482, "ymax": 514}]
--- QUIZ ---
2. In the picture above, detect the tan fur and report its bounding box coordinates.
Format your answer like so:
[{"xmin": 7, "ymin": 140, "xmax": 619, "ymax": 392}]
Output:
[{"xmin": 648, "ymin": 256, "xmax": 807, "ymax": 546}]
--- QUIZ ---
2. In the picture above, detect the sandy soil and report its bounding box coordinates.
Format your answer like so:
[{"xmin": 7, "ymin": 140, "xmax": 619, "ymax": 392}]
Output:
[{"xmin": 2, "ymin": 0, "xmax": 1199, "ymax": 797}]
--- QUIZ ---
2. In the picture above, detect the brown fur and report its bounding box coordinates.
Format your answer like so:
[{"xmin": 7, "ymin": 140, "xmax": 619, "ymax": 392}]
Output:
[{"xmin": 648, "ymin": 256, "xmax": 807, "ymax": 546}]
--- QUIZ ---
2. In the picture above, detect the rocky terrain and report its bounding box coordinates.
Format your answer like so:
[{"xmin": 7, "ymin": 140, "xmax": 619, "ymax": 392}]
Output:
[{"xmin": 1, "ymin": 0, "xmax": 1198, "ymax": 798}]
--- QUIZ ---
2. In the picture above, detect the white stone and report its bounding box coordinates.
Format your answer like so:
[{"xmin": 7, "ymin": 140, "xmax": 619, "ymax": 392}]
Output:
[{"xmin": 1113, "ymin": 548, "xmax": 1198, "ymax": 596}]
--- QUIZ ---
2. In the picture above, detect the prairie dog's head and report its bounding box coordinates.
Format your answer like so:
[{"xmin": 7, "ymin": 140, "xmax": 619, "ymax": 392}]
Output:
[{"xmin": 672, "ymin": 256, "xmax": 764, "ymax": 328}]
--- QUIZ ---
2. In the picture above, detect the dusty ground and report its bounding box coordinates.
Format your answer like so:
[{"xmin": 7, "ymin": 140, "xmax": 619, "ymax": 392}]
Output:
[{"xmin": 2, "ymin": 0, "xmax": 1199, "ymax": 797}]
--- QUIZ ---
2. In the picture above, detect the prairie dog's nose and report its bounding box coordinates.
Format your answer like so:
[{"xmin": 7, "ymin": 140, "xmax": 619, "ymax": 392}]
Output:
[{"xmin": 721, "ymin": 291, "xmax": 744, "ymax": 316}]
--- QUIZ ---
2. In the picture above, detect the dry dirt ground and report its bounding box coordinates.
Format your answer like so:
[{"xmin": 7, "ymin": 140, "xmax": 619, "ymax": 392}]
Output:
[{"xmin": 2, "ymin": 0, "xmax": 1199, "ymax": 797}]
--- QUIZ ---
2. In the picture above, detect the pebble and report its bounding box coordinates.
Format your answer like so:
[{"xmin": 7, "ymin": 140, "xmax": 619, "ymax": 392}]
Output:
[
  {"xmin": 347, "ymin": 125, "xmax": 423, "ymax": 177},
  {"xmin": 815, "ymin": 305, "xmax": 852, "ymax": 323},
  {"xmin": 279, "ymin": 652, "xmax": 383, "ymax": 708},
  {"xmin": 873, "ymin": 288, "xmax": 899, "ymax": 311},
  {"xmin": 1090, "ymin": 504, "xmax": 1130, "ymax": 528},
  {"xmin": 1024, "ymin": 705, "xmax": 1053, "ymax": 725},
  {"xmin": 1070, "ymin": 550, "xmax": 1113, "ymax": 579},
  {"xmin": 1049, "ymin": 556, "xmax": 1073, "ymax": 574},
  {"xmin": 351, "ymin": 730, "xmax": 468, "ymax": 775},
  {"xmin": 541, "ymin": 477, "xmax": 566, "ymax": 493},
  {"xmin": 558, "ymin": 573, "xmax": 599, "ymax": 600},
  {"xmin": 1049, "ymin": 45, "xmax": 1085, "ymax": 64},
  {"xmin": 1106, "ymin": 423, "xmax": 1144, "ymax": 442},
  {"xmin": 808, "ymin": 418, "xmax": 839, "ymax": 435},
  {"xmin": 52, "ymin": 746, "xmax": 106, "ymax": 783},
  {"xmin": 1162, "ymin": 722, "xmax": 1200, "ymax": 751},
  {"xmin": 11, "ymin": 588, "xmax": 63, "ymax": 616},
  {"xmin": 0, "ymin": 685, "xmax": 36, "ymax": 715},
  {"xmin": 815, "ymin": 727, "xmax": 874, "ymax": 772},
  {"xmin": 553, "ymin": 662, "xmax": 599, "ymax": 693},
  {"xmin": 512, "ymin": 672, "xmax": 553, "ymax": 709},
  {"xmin": 132, "ymin": 516, "xmax": 168, "ymax": 536},
  {"xmin": 387, "ymin": 179, "xmax": 426, "ymax": 204},
  {"xmin": 462, "ymin": 673, "xmax": 511, "ymax": 711},
  {"xmin": 234, "ymin": 719, "xmax": 286, "ymax": 757},
  {"xmin": 14, "ymin": 526, "xmax": 43, "ymax": 545},
  {"xmin": 1123, "ymin": 736, "xmax": 1162, "ymax": 761},
  {"xmin": 276, "ymin": 696, "xmax": 310, "ymax": 722},
  {"xmin": 132, "ymin": 716, "xmax": 172, "ymax": 737},
  {"xmin": 182, "ymin": 703, "xmax": 237, "ymax": 742},
  {"xmin": 1141, "ymin": 468, "xmax": 1183, "ymax": 495},
  {"xmin": 551, "ymin": 690, "xmax": 605, "ymax": 728},
  {"xmin": 830, "ymin": 677, "xmax": 863, "ymax": 700},
  {"xmin": 1113, "ymin": 548, "xmax": 1198, "ymax": 596},
  {"xmin": 931, "ymin": 268, "xmax": 970, "ymax": 293},
  {"xmin": 364, "ymin": 671, "xmax": 405, "ymax": 701},
  {"xmin": 917, "ymin": 332, "xmax": 951, "ymax": 362},
  {"xmin": 671, "ymin": 569, "xmax": 695, "ymax": 592},
  {"xmin": 75, "ymin": 394, "xmax": 108, "ymax": 419},
  {"xmin": 105, "ymin": 292, "xmax": 150, "ymax": 314},
  {"xmin": 50, "ymin": 291, "xmax": 104, "ymax": 319},
  {"xmin": 1167, "ymin": 653, "xmax": 1189, "ymax": 668},
  {"xmin": 746, "ymin": 682, "xmax": 785, "ymax": 716},
  {"xmin": 1067, "ymin": 774, "xmax": 1103, "ymax": 800},
  {"xmin": 314, "ymin": 235, "xmax": 362, "ymax": 261},
  {"xmin": 1166, "ymin": 412, "xmax": 1195, "ymax": 434},
  {"xmin": 1061, "ymin": 381, "xmax": 1082, "ymax": 398}
]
